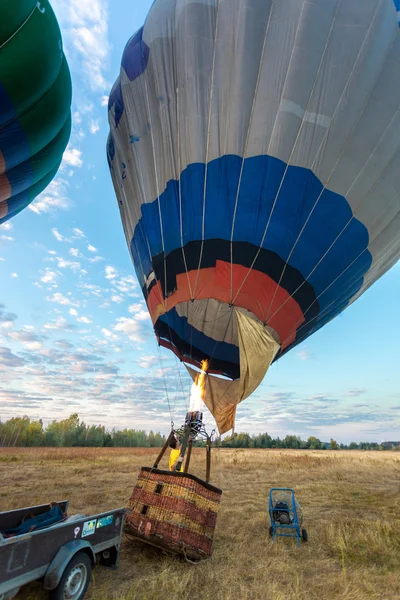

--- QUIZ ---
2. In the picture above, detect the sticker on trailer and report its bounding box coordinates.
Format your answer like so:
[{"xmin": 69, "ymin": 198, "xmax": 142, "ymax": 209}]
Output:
[
  {"xmin": 96, "ymin": 515, "xmax": 114, "ymax": 529},
  {"xmin": 82, "ymin": 519, "xmax": 97, "ymax": 537},
  {"xmin": 74, "ymin": 526, "xmax": 80, "ymax": 538}
]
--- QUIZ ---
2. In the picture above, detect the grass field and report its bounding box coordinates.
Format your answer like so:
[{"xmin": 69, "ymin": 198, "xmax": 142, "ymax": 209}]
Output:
[{"xmin": 1, "ymin": 447, "xmax": 399, "ymax": 600}]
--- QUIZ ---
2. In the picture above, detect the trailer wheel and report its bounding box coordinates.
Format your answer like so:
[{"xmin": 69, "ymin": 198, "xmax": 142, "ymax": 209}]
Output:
[
  {"xmin": 50, "ymin": 551, "xmax": 92, "ymax": 600},
  {"xmin": 301, "ymin": 528, "xmax": 308, "ymax": 542}
]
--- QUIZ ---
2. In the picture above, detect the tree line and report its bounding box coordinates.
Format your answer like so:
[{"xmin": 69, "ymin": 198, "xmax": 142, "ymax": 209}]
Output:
[{"xmin": 0, "ymin": 414, "xmax": 398, "ymax": 450}]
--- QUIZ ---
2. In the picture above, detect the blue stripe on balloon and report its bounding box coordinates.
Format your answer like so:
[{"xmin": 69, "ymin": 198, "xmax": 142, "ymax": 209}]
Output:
[
  {"xmin": 130, "ymin": 154, "xmax": 372, "ymax": 315},
  {"xmin": 108, "ymin": 78, "xmax": 124, "ymax": 128},
  {"xmin": 158, "ymin": 309, "xmax": 240, "ymax": 364},
  {"xmin": 0, "ymin": 83, "xmax": 31, "ymax": 174},
  {"xmin": 3, "ymin": 160, "xmax": 34, "ymax": 199},
  {"xmin": 393, "ymin": 0, "xmax": 400, "ymax": 24},
  {"xmin": 121, "ymin": 27, "xmax": 150, "ymax": 82},
  {"xmin": 0, "ymin": 82, "xmax": 15, "ymax": 128}
]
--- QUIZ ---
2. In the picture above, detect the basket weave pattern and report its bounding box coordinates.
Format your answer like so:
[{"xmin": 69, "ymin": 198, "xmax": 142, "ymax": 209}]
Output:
[{"xmin": 125, "ymin": 467, "xmax": 222, "ymax": 559}]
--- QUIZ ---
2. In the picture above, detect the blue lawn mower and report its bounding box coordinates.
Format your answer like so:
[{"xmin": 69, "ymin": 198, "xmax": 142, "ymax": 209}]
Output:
[{"xmin": 268, "ymin": 488, "xmax": 308, "ymax": 547}]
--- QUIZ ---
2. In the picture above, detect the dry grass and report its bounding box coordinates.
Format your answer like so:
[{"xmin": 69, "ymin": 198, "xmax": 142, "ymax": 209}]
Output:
[{"xmin": 1, "ymin": 447, "xmax": 399, "ymax": 600}]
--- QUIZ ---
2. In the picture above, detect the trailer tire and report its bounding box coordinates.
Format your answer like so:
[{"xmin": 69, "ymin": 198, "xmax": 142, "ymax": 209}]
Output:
[{"xmin": 49, "ymin": 551, "xmax": 92, "ymax": 600}]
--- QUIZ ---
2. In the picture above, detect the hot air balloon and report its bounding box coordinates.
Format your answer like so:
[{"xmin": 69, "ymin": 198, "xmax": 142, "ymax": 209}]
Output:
[
  {"xmin": 107, "ymin": 0, "xmax": 400, "ymax": 434},
  {"xmin": 0, "ymin": 0, "xmax": 72, "ymax": 224}
]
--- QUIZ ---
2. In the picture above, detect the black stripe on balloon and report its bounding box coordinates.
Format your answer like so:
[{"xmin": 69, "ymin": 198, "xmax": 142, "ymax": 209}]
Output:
[
  {"xmin": 155, "ymin": 319, "xmax": 241, "ymax": 380},
  {"xmin": 145, "ymin": 239, "xmax": 319, "ymax": 322}
]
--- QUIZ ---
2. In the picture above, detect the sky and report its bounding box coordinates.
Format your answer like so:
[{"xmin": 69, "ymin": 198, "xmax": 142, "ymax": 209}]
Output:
[{"xmin": 0, "ymin": 0, "xmax": 399, "ymax": 444}]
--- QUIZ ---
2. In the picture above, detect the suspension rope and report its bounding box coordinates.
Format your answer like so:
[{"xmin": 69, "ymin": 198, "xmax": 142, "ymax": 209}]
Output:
[
  {"xmin": 192, "ymin": 0, "xmax": 221, "ymax": 300},
  {"xmin": 229, "ymin": 0, "xmax": 275, "ymax": 302}
]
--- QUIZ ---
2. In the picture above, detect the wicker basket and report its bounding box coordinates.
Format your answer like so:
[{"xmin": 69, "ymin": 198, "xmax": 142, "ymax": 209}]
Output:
[{"xmin": 125, "ymin": 467, "xmax": 222, "ymax": 560}]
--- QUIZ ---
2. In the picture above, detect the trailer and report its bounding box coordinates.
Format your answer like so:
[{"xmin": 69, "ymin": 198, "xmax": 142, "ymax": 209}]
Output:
[{"xmin": 0, "ymin": 501, "xmax": 124, "ymax": 600}]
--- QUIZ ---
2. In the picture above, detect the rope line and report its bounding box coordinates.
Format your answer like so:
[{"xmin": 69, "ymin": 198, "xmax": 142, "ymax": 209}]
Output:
[{"xmin": 192, "ymin": 0, "xmax": 221, "ymax": 300}]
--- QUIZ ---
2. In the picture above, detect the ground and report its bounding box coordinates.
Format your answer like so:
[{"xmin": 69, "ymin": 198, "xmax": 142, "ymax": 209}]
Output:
[{"xmin": 1, "ymin": 447, "xmax": 399, "ymax": 600}]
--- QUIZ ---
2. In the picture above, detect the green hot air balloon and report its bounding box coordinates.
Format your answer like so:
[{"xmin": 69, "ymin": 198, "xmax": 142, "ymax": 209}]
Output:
[{"xmin": 0, "ymin": 0, "xmax": 71, "ymax": 223}]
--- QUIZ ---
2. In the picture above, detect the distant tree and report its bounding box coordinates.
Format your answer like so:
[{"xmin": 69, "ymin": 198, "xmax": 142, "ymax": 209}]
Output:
[
  {"xmin": 330, "ymin": 439, "xmax": 339, "ymax": 450},
  {"xmin": 349, "ymin": 442, "xmax": 359, "ymax": 450},
  {"xmin": 252, "ymin": 433, "xmax": 272, "ymax": 448},
  {"xmin": 307, "ymin": 436, "xmax": 322, "ymax": 450},
  {"xmin": 25, "ymin": 420, "xmax": 44, "ymax": 447},
  {"xmin": 283, "ymin": 435, "xmax": 302, "ymax": 449}
]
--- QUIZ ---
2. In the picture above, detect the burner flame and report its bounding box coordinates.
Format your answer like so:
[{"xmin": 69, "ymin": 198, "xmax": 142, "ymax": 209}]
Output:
[{"xmin": 189, "ymin": 359, "xmax": 209, "ymax": 411}]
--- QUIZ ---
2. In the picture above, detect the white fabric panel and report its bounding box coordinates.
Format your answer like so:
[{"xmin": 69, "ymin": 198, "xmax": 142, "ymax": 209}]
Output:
[
  {"xmin": 176, "ymin": 299, "xmax": 237, "ymax": 344},
  {"xmin": 175, "ymin": 298, "xmax": 280, "ymax": 345}
]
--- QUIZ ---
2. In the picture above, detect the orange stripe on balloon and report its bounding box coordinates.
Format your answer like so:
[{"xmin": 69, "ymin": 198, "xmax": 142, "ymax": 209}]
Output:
[
  {"xmin": 0, "ymin": 174, "xmax": 12, "ymax": 202},
  {"xmin": 0, "ymin": 200, "xmax": 8, "ymax": 219},
  {"xmin": 0, "ymin": 151, "xmax": 6, "ymax": 175},
  {"xmin": 146, "ymin": 261, "xmax": 305, "ymax": 350}
]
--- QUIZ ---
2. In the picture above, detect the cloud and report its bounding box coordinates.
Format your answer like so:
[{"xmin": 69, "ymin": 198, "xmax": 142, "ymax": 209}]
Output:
[
  {"xmin": 113, "ymin": 275, "xmax": 138, "ymax": 294},
  {"xmin": 44, "ymin": 317, "xmax": 75, "ymax": 331},
  {"xmin": 69, "ymin": 308, "xmax": 91, "ymax": 324},
  {"xmin": 87, "ymin": 244, "xmax": 97, "ymax": 252},
  {"xmin": 7, "ymin": 327, "xmax": 43, "ymax": 350},
  {"xmin": 88, "ymin": 256, "xmax": 104, "ymax": 263},
  {"xmin": 101, "ymin": 328, "xmax": 118, "ymax": 341},
  {"xmin": 128, "ymin": 303, "xmax": 143, "ymax": 314},
  {"xmin": 41, "ymin": 269, "xmax": 58, "ymax": 284},
  {"xmin": 89, "ymin": 120, "xmax": 100, "ymax": 134},
  {"xmin": 0, "ymin": 347, "xmax": 25, "ymax": 368},
  {"xmin": 1, "ymin": 235, "xmax": 14, "ymax": 242},
  {"xmin": 52, "ymin": 0, "xmax": 110, "ymax": 92},
  {"xmin": 11, "ymin": 273, "xmax": 18, "ymax": 278},
  {"xmin": 297, "ymin": 348, "xmax": 313, "ymax": 361},
  {"xmin": 105, "ymin": 266, "xmax": 117, "ymax": 280},
  {"xmin": 111, "ymin": 294, "xmax": 124, "ymax": 304},
  {"xmin": 0, "ymin": 305, "xmax": 18, "ymax": 328},
  {"xmin": 29, "ymin": 178, "xmax": 71, "ymax": 214},
  {"xmin": 77, "ymin": 315, "xmax": 92, "ymax": 324},
  {"xmin": 0, "ymin": 223, "xmax": 12, "ymax": 231},
  {"xmin": 128, "ymin": 303, "xmax": 149, "ymax": 321},
  {"xmin": 69, "ymin": 248, "xmax": 82, "ymax": 258},
  {"xmin": 54, "ymin": 340, "xmax": 74, "ymax": 350},
  {"xmin": 138, "ymin": 355, "xmax": 158, "ymax": 369},
  {"xmin": 55, "ymin": 257, "xmax": 81, "ymax": 272},
  {"xmin": 113, "ymin": 317, "xmax": 144, "ymax": 343},
  {"xmin": 306, "ymin": 394, "xmax": 337, "ymax": 404},
  {"xmin": 52, "ymin": 228, "xmax": 65, "ymax": 242},
  {"xmin": 62, "ymin": 147, "xmax": 83, "ymax": 168},
  {"xmin": 72, "ymin": 228, "xmax": 85, "ymax": 239},
  {"xmin": 46, "ymin": 293, "xmax": 76, "ymax": 307},
  {"xmin": 101, "ymin": 95, "xmax": 109, "ymax": 107},
  {"xmin": 347, "ymin": 389, "xmax": 366, "ymax": 397}
]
